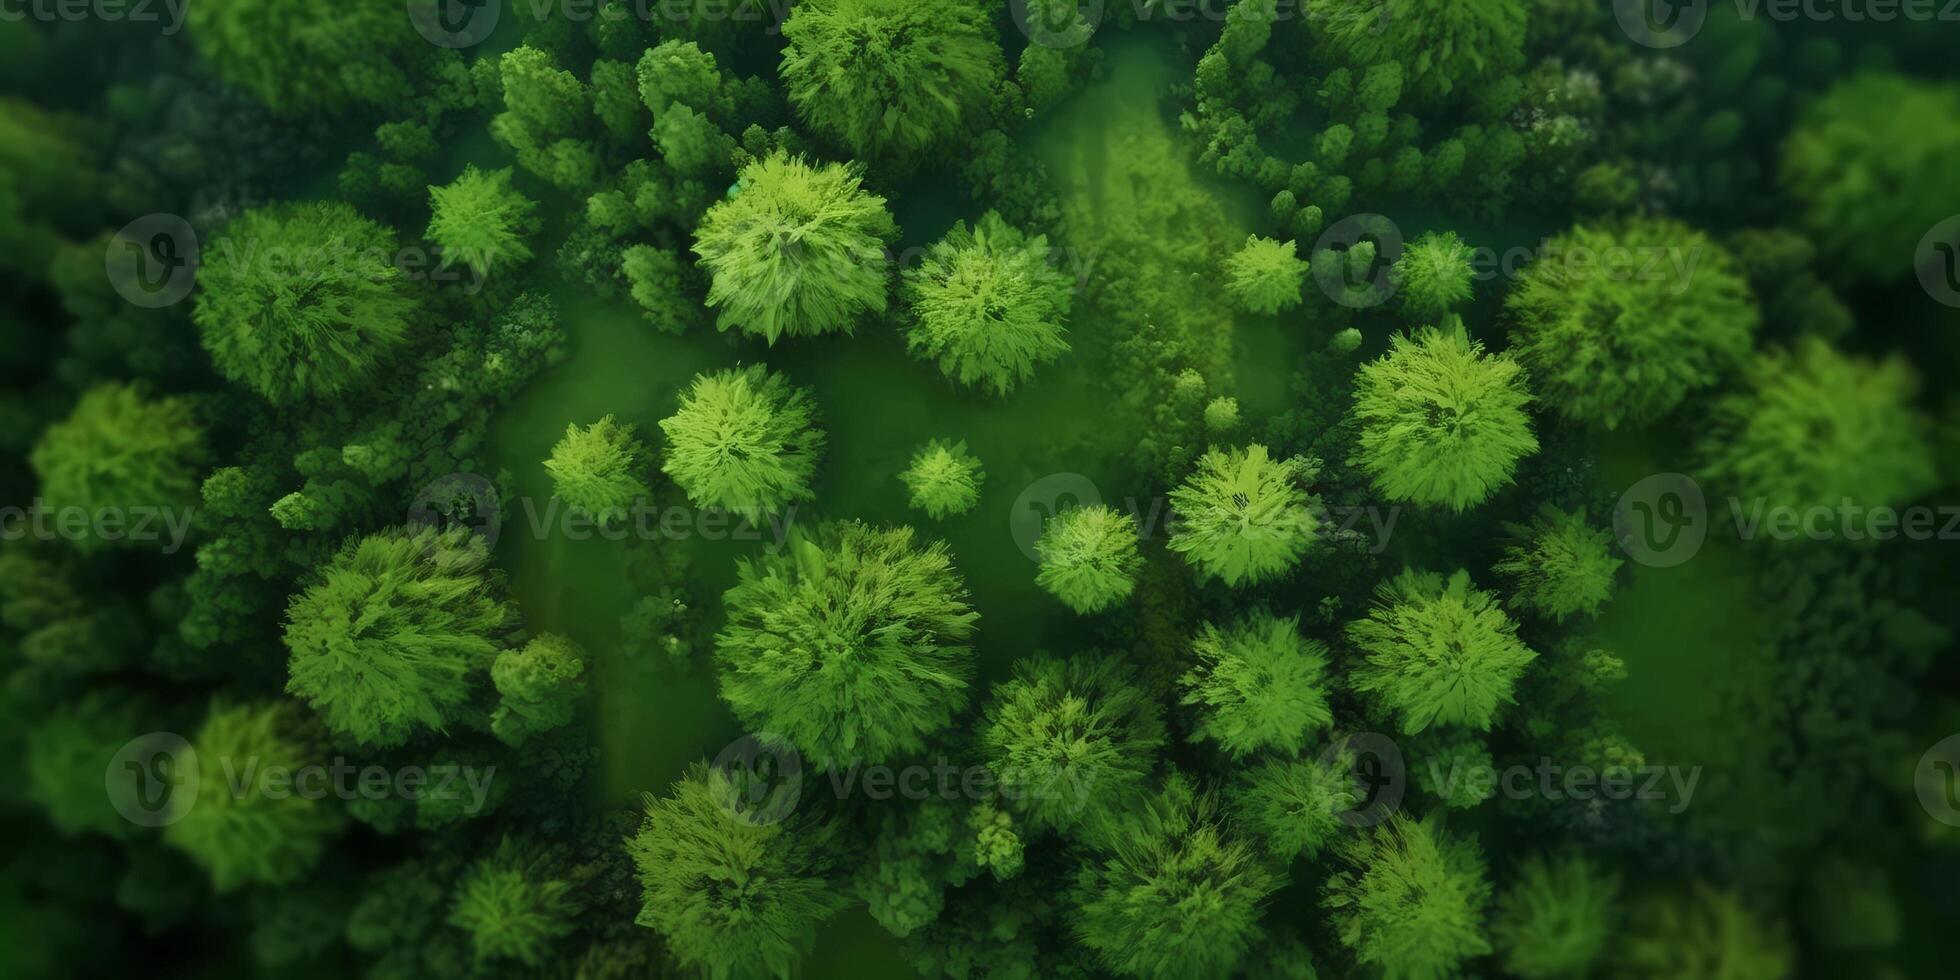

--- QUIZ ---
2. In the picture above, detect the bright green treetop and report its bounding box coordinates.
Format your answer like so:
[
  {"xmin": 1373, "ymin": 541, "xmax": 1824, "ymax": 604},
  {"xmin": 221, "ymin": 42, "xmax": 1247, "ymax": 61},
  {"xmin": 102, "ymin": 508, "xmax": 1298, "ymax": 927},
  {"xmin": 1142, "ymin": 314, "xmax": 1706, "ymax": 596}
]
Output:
[
  {"xmin": 1324, "ymin": 814, "xmax": 1493, "ymax": 980},
  {"xmin": 626, "ymin": 763, "xmax": 846, "ymax": 978},
  {"xmin": 1699, "ymin": 338, "xmax": 1936, "ymax": 513},
  {"xmin": 1231, "ymin": 755, "xmax": 1357, "ymax": 861},
  {"xmin": 194, "ymin": 202, "xmax": 417, "ymax": 403},
  {"xmin": 30, "ymin": 383, "xmax": 205, "ymax": 551},
  {"xmin": 283, "ymin": 526, "xmax": 512, "ymax": 748},
  {"xmin": 1781, "ymin": 73, "xmax": 1960, "ymax": 284},
  {"xmin": 1346, "ymin": 568, "xmax": 1537, "ymax": 734},
  {"xmin": 1224, "ymin": 235, "xmax": 1308, "ymax": 314},
  {"xmin": 898, "ymin": 439, "xmax": 984, "ymax": 519},
  {"xmin": 693, "ymin": 152, "xmax": 896, "ymax": 343},
  {"xmin": 1167, "ymin": 444, "xmax": 1319, "ymax": 586},
  {"xmin": 658, "ymin": 365, "xmax": 825, "ymax": 519},
  {"xmin": 980, "ymin": 655, "xmax": 1165, "ymax": 834},
  {"xmin": 490, "ymin": 632, "xmax": 588, "ymax": 747},
  {"xmin": 1071, "ymin": 774, "xmax": 1279, "ymax": 979},
  {"xmin": 426, "ymin": 165, "xmax": 539, "ymax": 279},
  {"xmin": 1506, "ymin": 219, "xmax": 1757, "ymax": 429},
  {"xmin": 544, "ymin": 415, "xmax": 651, "ymax": 524},
  {"xmin": 716, "ymin": 522, "xmax": 976, "ymax": 767},
  {"xmin": 164, "ymin": 702, "xmax": 345, "ymax": 891},
  {"xmin": 1033, "ymin": 505, "xmax": 1143, "ymax": 614},
  {"xmin": 1351, "ymin": 320, "xmax": 1537, "ymax": 511},
  {"xmin": 449, "ymin": 839, "xmax": 578, "ymax": 967},
  {"xmin": 1491, "ymin": 853, "xmax": 1621, "ymax": 980},
  {"xmin": 1492, "ymin": 506, "xmax": 1622, "ymax": 622},
  {"xmin": 1179, "ymin": 610, "xmax": 1333, "ymax": 758},
  {"xmin": 1313, "ymin": 0, "xmax": 1526, "ymax": 107},
  {"xmin": 902, "ymin": 211, "xmax": 1073, "ymax": 396},
  {"xmin": 1392, "ymin": 231, "xmax": 1476, "ymax": 320},
  {"xmin": 779, "ymin": 0, "xmax": 1004, "ymax": 164}
]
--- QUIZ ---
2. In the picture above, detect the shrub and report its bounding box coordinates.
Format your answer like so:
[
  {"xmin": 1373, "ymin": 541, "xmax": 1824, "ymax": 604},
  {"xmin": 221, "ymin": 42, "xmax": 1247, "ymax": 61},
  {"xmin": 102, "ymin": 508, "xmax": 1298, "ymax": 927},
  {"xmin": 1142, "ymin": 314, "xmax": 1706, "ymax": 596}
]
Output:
[
  {"xmin": 449, "ymin": 840, "xmax": 578, "ymax": 966},
  {"xmin": 1324, "ymin": 814, "xmax": 1493, "ymax": 980},
  {"xmin": 897, "ymin": 439, "xmax": 984, "ymax": 519},
  {"xmin": 490, "ymin": 633, "xmax": 588, "ymax": 747},
  {"xmin": 1231, "ymin": 755, "xmax": 1357, "ymax": 861},
  {"xmin": 30, "ymin": 383, "xmax": 205, "ymax": 551},
  {"xmin": 1491, "ymin": 853, "xmax": 1620, "ymax": 979},
  {"xmin": 1391, "ymin": 230, "xmax": 1476, "ymax": 320},
  {"xmin": 544, "ymin": 415, "xmax": 651, "ymax": 523},
  {"xmin": 980, "ymin": 655, "xmax": 1165, "ymax": 834},
  {"xmin": 164, "ymin": 702, "xmax": 344, "ymax": 891},
  {"xmin": 1224, "ymin": 235, "xmax": 1308, "ymax": 314},
  {"xmin": 426, "ymin": 165, "xmax": 539, "ymax": 279}
]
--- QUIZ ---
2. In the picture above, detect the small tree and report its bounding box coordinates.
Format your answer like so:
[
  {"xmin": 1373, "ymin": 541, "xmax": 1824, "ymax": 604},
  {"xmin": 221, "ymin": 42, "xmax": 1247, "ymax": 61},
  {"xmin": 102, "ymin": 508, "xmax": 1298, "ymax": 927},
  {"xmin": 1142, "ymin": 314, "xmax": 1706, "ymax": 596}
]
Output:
[
  {"xmin": 1491, "ymin": 853, "xmax": 1621, "ymax": 980},
  {"xmin": 164, "ymin": 702, "xmax": 344, "ymax": 891},
  {"xmin": 1231, "ymin": 755, "xmax": 1357, "ymax": 861},
  {"xmin": 30, "ymin": 383, "xmax": 205, "ymax": 551},
  {"xmin": 903, "ymin": 212, "xmax": 1073, "ymax": 396},
  {"xmin": 1391, "ymin": 230, "xmax": 1476, "ymax": 319},
  {"xmin": 897, "ymin": 439, "xmax": 984, "ymax": 519},
  {"xmin": 449, "ymin": 839, "xmax": 578, "ymax": 966},
  {"xmin": 1179, "ymin": 611, "xmax": 1333, "ymax": 757},
  {"xmin": 284, "ymin": 527, "xmax": 513, "ymax": 748},
  {"xmin": 490, "ymin": 633, "xmax": 588, "ymax": 747},
  {"xmin": 717, "ymin": 522, "xmax": 976, "ymax": 767},
  {"xmin": 627, "ymin": 763, "xmax": 846, "ymax": 977},
  {"xmin": 1623, "ymin": 884, "xmax": 1793, "ymax": 980},
  {"xmin": 693, "ymin": 152, "xmax": 895, "ymax": 343},
  {"xmin": 1350, "ymin": 319, "xmax": 1537, "ymax": 512},
  {"xmin": 427, "ymin": 165, "xmax": 539, "ymax": 279},
  {"xmin": 1346, "ymin": 568, "xmax": 1536, "ymax": 734},
  {"xmin": 1033, "ymin": 505, "xmax": 1142, "ymax": 614},
  {"xmin": 1224, "ymin": 235, "xmax": 1308, "ymax": 314},
  {"xmin": 1167, "ymin": 445, "xmax": 1319, "ymax": 586},
  {"xmin": 544, "ymin": 415, "xmax": 651, "ymax": 524},
  {"xmin": 1493, "ymin": 506, "xmax": 1622, "ymax": 622},
  {"xmin": 659, "ymin": 365, "xmax": 825, "ymax": 518},
  {"xmin": 1324, "ymin": 814, "xmax": 1493, "ymax": 980},
  {"xmin": 980, "ymin": 655, "xmax": 1165, "ymax": 834},
  {"xmin": 194, "ymin": 202, "xmax": 417, "ymax": 403}
]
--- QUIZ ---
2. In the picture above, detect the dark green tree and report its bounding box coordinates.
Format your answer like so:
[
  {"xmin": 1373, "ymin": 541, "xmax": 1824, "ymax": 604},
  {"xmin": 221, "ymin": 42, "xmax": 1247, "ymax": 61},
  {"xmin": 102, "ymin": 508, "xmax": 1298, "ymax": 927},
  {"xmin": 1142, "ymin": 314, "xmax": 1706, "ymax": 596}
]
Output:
[
  {"xmin": 1324, "ymin": 814, "xmax": 1493, "ymax": 980},
  {"xmin": 30, "ymin": 383, "xmax": 205, "ymax": 551},
  {"xmin": 980, "ymin": 655, "xmax": 1165, "ymax": 834},
  {"xmin": 164, "ymin": 702, "xmax": 345, "ymax": 891},
  {"xmin": 1346, "ymin": 568, "xmax": 1536, "ymax": 733},
  {"xmin": 1179, "ymin": 611, "xmax": 1333, "ymax": 758}
]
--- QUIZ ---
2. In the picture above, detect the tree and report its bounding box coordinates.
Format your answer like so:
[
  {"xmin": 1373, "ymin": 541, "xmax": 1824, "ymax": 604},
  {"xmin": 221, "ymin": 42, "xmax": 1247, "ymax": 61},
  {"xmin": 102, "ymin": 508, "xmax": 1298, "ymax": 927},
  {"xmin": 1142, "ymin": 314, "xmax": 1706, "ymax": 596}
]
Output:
[
  {"xmin": 1167, "ymin": 445, "xmax": 1319, "ymax": 586},
  {"xmin": 187, "ymin": 0, "xmax": 421, "ymax": 113},
  {"xmin": 283, "ymin": 527, "xmax": 513, "ymax": 748},
  {"xmin": 164, "ymin": 702, "xmax": 345, "ymax": 891},
  {"xmin": 779, "ymin": 0, "xmax": 1004, "ymax": 164},
  {"xmin": 897, "ymin": 439, "xmax": 984, "ymax": 518},
  {"xmin": 426, "ymin": 165, "xmax": 539, "ymax": 279},
  {"xmin": 1346, "ymin": 568, "xmax": 1537, "ymax": 734},
  {"xmin": 1491, "ymin": 853, "xmax": 1620, "ymax": 980},
  {"xmin": 621, "ymin": 244, "xmax": 701, "ymax": 335},
  {"xmin": 1324, "ymin": 814, "xmax": 1493, "ymax": 980},
  {"xmin": 1224, "ymin": 235, "xmax": 1308, "ymax": 314},
  {"xmin": 194, "ymin": 202, "xmax": 417, "ymax": 403},
  {"xmin": 1231, "ymin": 755, "xmax": 1357, "ymax": 861},
  {"xmin": 30, "ymin": 383, "xmax": 205, "ymax": 551},
  {"xmin": 980, "ymin": 655, "xmax": 1165, "ymax": 834},
  {"xmin": 543, "ymin": 415, "xmax": 651, "ymax": 524},
  {"xmin": 902, "ymin": 211, "xmax": 1073, "ymax": 396},
  {"xmin": 1312, "ymin": 0, "xmax": 1525, "ymax": 107},
  {"xmin": 490, "ymin": 633, "xmax": 588, "ymax": 747},
  {"xmin": 636, "ymin": 39, "xmax": 734, "ymax": 119},
  {"xmin": 716, "ymin": 522, "xmax": 976, "ymax": 767},
  {"xmin": 658, "ymin": 365, "xmax": 825, "ymax": 518},
  {"xmin": 626, "ymin": 763, "xmax": 846, "ymax": 977},
  {"xmin": 1698, "ymin": 338, "xmax": 1936, "ymax": 514},
  {"xmin": 1033, "ymin": 505, "xmax": 1142, "ymax": 614},
  {"xmin": 491, "ymin": 46, "xmax": 599, "ymax": 193},
  {"xmin": 1391, "ymin": 231, "xmax": 1476, "ymax": 320},
  {"xmin": 693, "ymin": 152, "xmax": 896, "ymax": 343},
  {"xmin": 1781, "ymin": 73, "xmax": 1960, "ymax": 284},
  {"xmin": 1506, "ymin": 219, "xmax": 1757, "ymax": 429},
  {"xmin": 1350, "ymin": 320, "xmax": 1537, "ymax": 511},
  {"xmin": 1179, "ymin": 611, "xmax": 1333, "ymax": 758},
  {"xmin": 27, "ymin": 694, "xmax": 151, "ymax": 838},
  {"xmin": 1622, "ymin": 884, "xmax": 1792, "ymax": 980},
  {"xmin": 1492, "ymin": 506, "xmax": 1622, "ymax": 622},
  {"xmin": 448, "ymin": 839, "xmax": 578, "ymax": 966},
  {"xmin": 1071, "ymin": 774, "xmax": 1278, "ymax": 979}
]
